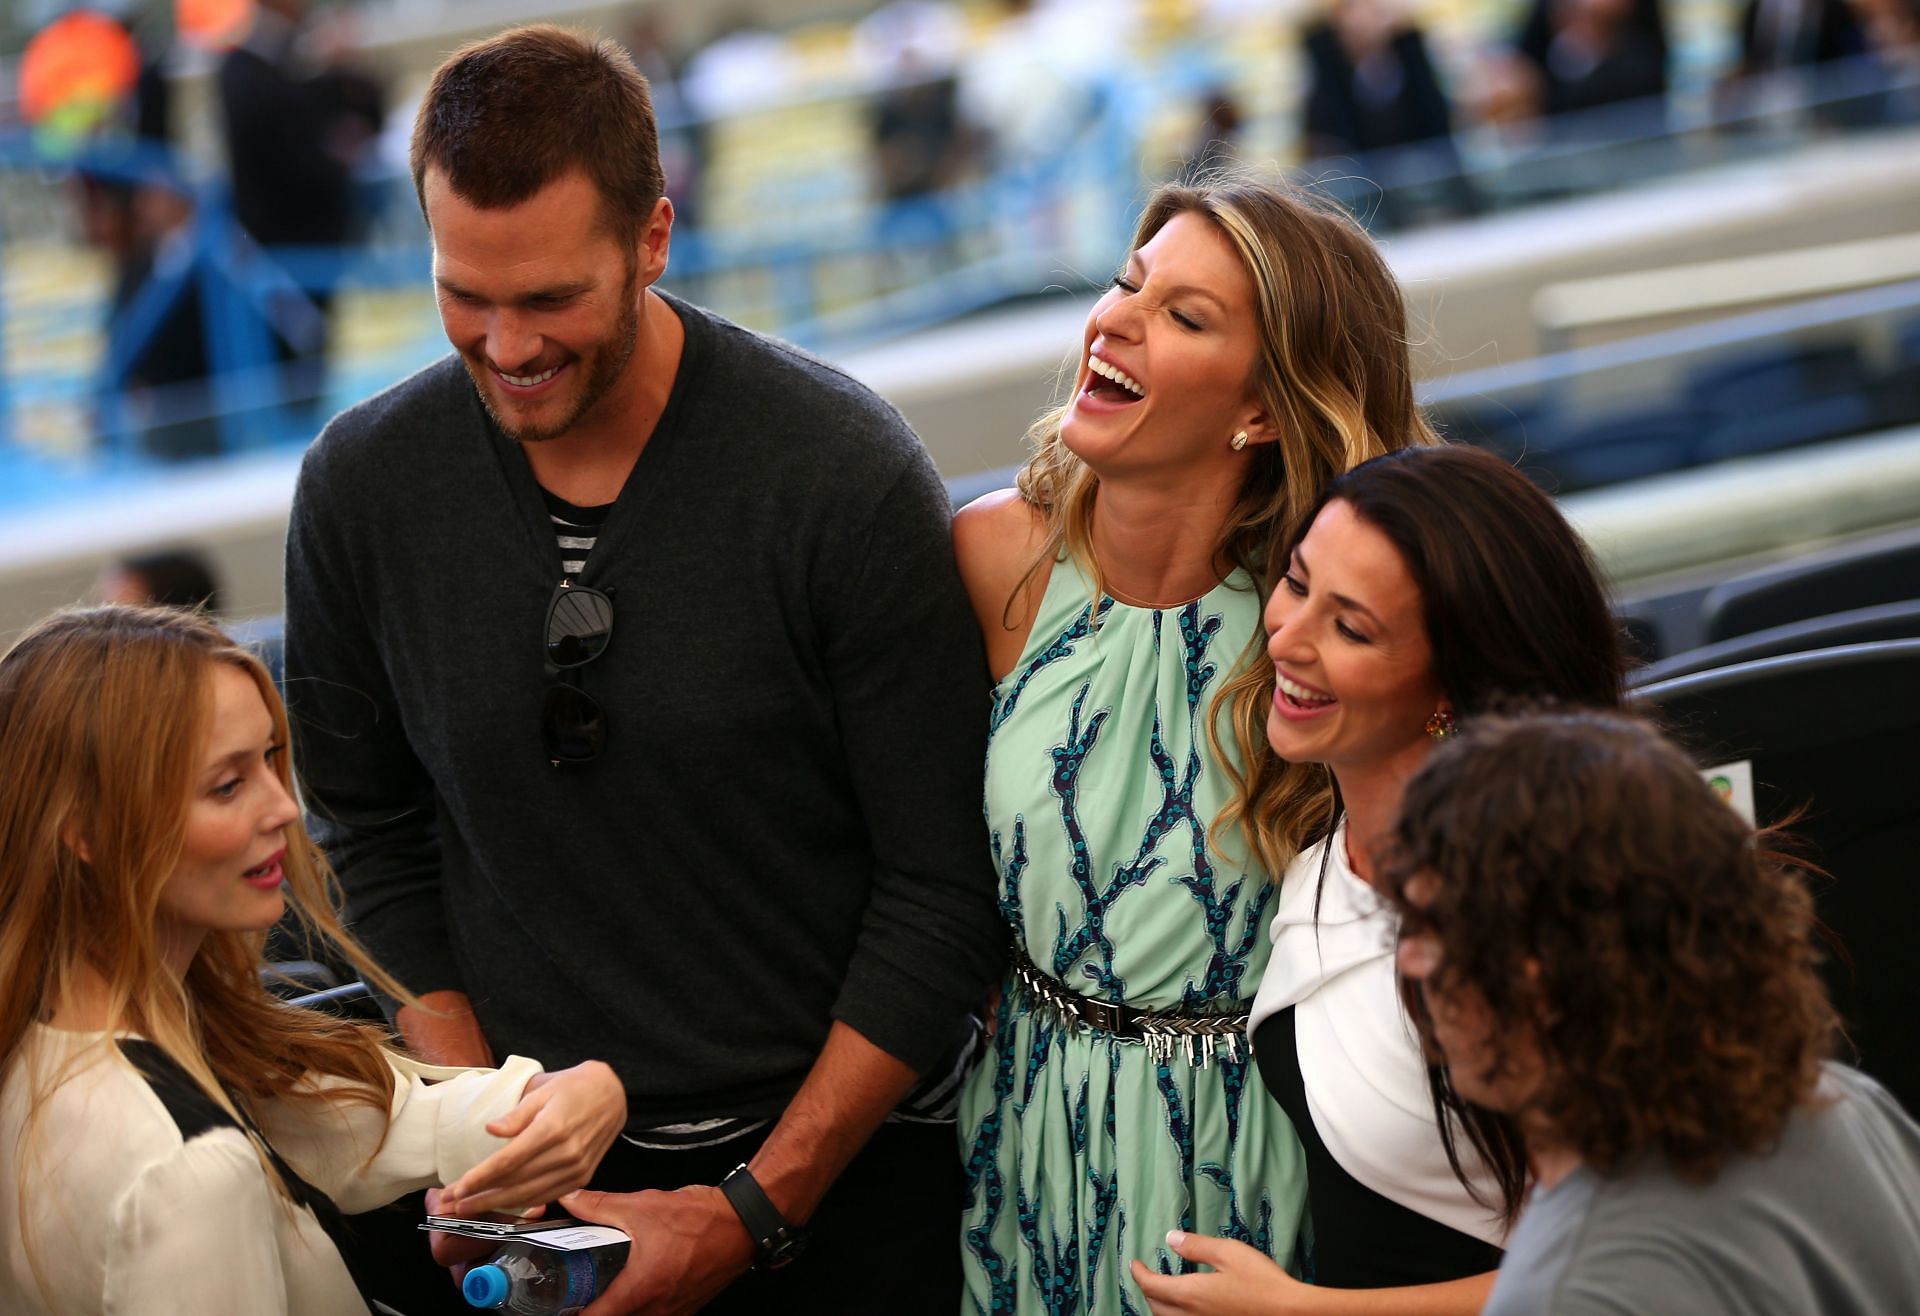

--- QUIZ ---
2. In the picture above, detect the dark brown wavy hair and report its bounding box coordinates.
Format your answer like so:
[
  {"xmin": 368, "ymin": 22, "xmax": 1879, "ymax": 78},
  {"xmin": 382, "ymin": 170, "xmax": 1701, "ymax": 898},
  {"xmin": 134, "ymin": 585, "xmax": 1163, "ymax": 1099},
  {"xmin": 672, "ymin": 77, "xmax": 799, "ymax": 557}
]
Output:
[
  {"xmin": 1302, "ymin": 445, "xmax": 1630, "ymax": 1223},
  {"xmin": 1296, "ymin": 444, "xmax": 1629, "ymax": 723},
  {"xmin": 1380, "ymin": 708, "xmax": 1839, "ymax": 1183}
]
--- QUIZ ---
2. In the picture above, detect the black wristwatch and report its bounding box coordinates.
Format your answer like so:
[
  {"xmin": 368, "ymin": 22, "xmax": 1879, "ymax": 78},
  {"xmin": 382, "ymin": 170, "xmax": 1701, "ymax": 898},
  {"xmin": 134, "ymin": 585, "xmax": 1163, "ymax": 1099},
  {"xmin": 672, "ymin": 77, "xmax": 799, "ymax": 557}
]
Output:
[{"xmin": 719, "ymin": 1163, "xmax": 811, "ymax": 1269}]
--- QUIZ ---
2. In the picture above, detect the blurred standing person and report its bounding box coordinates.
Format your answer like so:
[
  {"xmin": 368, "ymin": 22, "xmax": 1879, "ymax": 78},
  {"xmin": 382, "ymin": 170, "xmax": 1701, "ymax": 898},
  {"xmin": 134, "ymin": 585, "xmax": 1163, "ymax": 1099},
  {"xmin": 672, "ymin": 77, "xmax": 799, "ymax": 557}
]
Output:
[
  {"xmin": 1722, "ymin": 0, "xmax": 1869, "ymax": 123},
  {"xmin": 1302, "ymin": 0, "xmax": 1455, "ymax": 158},
  {"xmin": 216, "ymin": 0, "xmax": 372, "ymax": 423},
  {"xmin": 1847, "ymin": 0, "xmax": 1920, "ymax": 120},
  {"xmin": 870, "ymin": 51, "xmax": 969, "ymax": 271},
  {"xmin": 953, "ymin": 176, "xmax": 1428, "ymax": 1313},
  {"xmin": 284, "ymin": 26, "xmax": 1002, "ymax": 1314},
  {"xmin": 621, "ymin": 8, "xmax": 706, "ymax": 228},
  {"xmin": 1516, "ymin": 0, "xmax": 1668, "ymax": 96},
  {"xmin": 870, "ymin": 59, "xmax": 968, "ymax": 206},
  {"xmin": 1530, "ymin": 0, "xmax": 1668, "ymax": 121},
  {"xmin": 1382, "ymin": 710, "xmax": 1920, "ymax": 1316},
  {"xmin": 1298, "ymin": 0, "xmax": 1476, "ymax": 221},
  {"xmin": 1851, "ymin": 0, "xmax": 1920, "ymax": 64},
  {"xmin": 98, "ymin": 548, "xmax": 223, "ymax": 614},
  {"xmin": 106, "ymin": 14, "xmax": 220, "ymax": 457},
  {"xmin": 1184, "ymin": 90, "xmax": 1245, "ymax": 178},
  {"xmin": 1736, "ymin": 0, "xmax": 1868, "ymax": 76}
]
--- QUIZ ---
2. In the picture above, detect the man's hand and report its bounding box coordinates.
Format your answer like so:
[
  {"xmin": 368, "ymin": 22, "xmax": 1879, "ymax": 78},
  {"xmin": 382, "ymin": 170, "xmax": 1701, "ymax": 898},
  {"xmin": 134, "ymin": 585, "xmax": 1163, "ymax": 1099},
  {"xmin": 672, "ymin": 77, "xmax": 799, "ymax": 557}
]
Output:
[
  {"xmin": 562, "ymin": 1185, "xmax": 757, "ymax": 1316},
  {"xmin": 1130, "ymin": 1229, "xmax": 1302, "ymax": 1315},
  {"xmin": 396, "ymin": 990, "xmax": 494, "ymax": 1068}
]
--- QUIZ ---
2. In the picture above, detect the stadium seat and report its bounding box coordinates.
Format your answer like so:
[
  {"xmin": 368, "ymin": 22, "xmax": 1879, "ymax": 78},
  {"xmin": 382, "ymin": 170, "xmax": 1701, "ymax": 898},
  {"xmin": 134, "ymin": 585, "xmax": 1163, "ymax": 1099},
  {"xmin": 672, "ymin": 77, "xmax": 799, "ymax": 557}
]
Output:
[
  {"xmin": 1897, "ymin": 315, "xmax": 1920, "ymax": 367},
  {"xmin": 1632, "ymin": 599, "xmax": 1920, "ymax": 685},
  {"xmin": 1529, "ymin": 406, "xmax": 1707, "ymax": 494},
  {"xmin": 1695, "ymin": 390, "xmax": 1877, "ymax": 464},
  {"xmin": 1871, "ymin": 323, "xmax": 1920, "ymax": 429},
  {"xmin": 1685, "ymin": 341, "xmax": 1871, "ymax": 419},
  {"xmin": 1636, "ymin": 639, "xmax": 1920, "ymax": 1114},
  {"xmin": 1617, "ymin": 612, "xmax": 1663, "ymax": 664},
  {"xmin": 1699, "ymin": 525, "xmax": 1920, "ymax": 643}
]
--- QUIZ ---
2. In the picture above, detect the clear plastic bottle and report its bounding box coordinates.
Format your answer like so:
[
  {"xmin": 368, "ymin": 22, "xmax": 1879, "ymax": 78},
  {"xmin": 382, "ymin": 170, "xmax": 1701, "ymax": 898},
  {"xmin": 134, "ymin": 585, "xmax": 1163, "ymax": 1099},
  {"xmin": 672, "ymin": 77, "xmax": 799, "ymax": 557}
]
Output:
[{"xmin": 460, "ymin": 1236, "xmax": 631, "ymax": 1314}]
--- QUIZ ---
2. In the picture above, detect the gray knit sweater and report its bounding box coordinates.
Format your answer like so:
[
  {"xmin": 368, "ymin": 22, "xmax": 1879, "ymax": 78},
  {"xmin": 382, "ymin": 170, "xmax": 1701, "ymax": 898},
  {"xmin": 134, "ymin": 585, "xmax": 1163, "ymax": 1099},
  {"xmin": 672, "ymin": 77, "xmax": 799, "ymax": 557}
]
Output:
[{"xmin": 284, "ymin": 297, "xmax": 1004, "ymax": 1124}]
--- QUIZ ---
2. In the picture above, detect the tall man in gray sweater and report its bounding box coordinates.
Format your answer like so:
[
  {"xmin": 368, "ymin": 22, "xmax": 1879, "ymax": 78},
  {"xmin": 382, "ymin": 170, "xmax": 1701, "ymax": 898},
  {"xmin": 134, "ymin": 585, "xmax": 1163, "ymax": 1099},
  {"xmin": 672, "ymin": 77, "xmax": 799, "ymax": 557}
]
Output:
[{"xmin": 283, "ymin": 26, "xmax": 1003, "ymax": 1313}]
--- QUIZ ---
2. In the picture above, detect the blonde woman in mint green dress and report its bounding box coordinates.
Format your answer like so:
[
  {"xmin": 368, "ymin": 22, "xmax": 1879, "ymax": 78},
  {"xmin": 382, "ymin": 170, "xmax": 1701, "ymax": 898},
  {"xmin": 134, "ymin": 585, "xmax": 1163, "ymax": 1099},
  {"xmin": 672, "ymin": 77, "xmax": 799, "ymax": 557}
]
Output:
[{"xmin": 951, "ymin": 176, "xmax": 1434, "ymax": 1314}]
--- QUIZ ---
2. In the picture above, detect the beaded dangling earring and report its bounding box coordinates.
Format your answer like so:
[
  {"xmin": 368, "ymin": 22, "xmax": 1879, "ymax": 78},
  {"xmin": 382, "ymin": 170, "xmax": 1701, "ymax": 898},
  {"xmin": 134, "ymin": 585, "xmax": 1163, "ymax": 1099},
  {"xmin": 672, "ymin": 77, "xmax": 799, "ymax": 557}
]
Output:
[
  {"xmin": 1230, "ymin": 430, "xmax": 1249, "ymax": 451},
  {"xmin": 1424, "ymin": 709, "xmax": 1456, "ymax": 741}
]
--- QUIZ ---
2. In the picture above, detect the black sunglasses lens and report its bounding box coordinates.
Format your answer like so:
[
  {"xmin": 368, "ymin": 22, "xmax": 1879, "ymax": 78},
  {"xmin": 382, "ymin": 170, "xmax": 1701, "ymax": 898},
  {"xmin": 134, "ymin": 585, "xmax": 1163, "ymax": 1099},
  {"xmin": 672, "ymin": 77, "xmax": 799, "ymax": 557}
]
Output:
[
  {"xmin": 547, "ymin": 588, "xmax": 613, "ymax": 668},
  {"xmin": 542, "ymin": 683, "xmax": 606, "ymax": 762}
]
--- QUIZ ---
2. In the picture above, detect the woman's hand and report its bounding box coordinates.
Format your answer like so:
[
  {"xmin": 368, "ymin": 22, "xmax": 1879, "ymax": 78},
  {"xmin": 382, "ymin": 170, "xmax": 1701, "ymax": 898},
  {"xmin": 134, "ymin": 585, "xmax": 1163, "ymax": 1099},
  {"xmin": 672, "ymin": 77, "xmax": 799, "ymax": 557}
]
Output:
[
  {"xmin": 422, "ymin": 1186, "xmax": 545, "ymax": 1276},
  {"xmin": 438, "ymin": 1060, "xmax": 625, "ymax": 1214},
  {"xmin": 1131, "ymin": 1229, "xmax": 1307, "ymax": 1314}
]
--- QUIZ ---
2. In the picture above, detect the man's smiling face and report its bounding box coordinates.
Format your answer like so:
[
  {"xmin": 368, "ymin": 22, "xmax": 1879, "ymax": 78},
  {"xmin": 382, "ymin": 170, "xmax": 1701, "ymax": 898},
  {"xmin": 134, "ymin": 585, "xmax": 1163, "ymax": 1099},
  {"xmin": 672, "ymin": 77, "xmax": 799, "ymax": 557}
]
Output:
[{"xmin": 426, "ymin": 168, "xmax": 641, "ymax": 444}]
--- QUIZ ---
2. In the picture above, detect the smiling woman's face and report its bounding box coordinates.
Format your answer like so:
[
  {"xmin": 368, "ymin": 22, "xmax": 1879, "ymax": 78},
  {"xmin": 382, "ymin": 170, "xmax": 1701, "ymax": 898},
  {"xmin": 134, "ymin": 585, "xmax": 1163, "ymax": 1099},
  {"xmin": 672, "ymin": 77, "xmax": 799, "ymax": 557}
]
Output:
[
  {"xmin": 1060, "ymin": 210, "xmax": 1267, "ymax": 476},
  {"xmin": 155, "ymin": 664, "xmax": 300, "ymax": 970},
  {"xmin": 1263, "ymin": 498, "xmax": 1444, "ymax": 775}
]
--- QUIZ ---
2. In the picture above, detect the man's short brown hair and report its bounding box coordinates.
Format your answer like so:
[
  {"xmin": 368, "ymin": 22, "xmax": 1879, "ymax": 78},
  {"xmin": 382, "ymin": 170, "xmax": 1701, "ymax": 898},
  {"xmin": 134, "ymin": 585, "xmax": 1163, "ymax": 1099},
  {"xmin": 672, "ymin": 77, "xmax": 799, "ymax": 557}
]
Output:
[{"xmin": 410, "ymin": 25, "xmax": 664, "ymax": 245}]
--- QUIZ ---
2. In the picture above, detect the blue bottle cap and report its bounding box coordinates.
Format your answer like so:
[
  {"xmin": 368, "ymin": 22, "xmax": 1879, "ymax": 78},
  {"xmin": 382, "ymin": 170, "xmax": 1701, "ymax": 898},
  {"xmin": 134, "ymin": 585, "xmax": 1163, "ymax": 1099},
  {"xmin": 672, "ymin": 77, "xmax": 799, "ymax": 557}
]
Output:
[{"xmin": 463, "ymin": 1263, "xmax": 511, "ymax": 1308}]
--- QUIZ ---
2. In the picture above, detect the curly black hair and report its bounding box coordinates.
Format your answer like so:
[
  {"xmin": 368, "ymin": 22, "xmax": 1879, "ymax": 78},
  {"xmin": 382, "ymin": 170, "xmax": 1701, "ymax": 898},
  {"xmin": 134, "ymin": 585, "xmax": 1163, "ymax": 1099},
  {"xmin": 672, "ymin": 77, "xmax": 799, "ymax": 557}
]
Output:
[{"xmin": 1379, "ymin": 707, "xmax": 1838, "ymax": 1181}]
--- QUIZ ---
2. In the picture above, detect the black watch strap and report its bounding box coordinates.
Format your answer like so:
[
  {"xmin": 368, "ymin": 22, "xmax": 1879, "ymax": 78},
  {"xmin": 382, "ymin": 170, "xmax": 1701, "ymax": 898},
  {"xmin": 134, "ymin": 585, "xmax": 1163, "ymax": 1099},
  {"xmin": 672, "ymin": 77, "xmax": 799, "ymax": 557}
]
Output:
[{"xmin": 719, "ymin": 1163, "xmax": 809, "ymax": 1269}]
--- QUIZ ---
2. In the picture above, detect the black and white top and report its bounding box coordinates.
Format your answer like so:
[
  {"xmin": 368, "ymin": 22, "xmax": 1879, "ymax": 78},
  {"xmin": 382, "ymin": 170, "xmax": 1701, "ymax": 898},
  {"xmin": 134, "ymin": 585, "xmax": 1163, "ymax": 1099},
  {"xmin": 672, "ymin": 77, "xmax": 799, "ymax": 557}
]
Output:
[
  {"xmin": 1247, "ymin": 826, "xmax": 1506, "ymax": 1286},
  {"xmin": 541, "ymin": 488, "xmax": 610, "ymax": 578},
  {"xmin": 0, "ymin": 1025, "xmax": 540, "ymax": 1315}
]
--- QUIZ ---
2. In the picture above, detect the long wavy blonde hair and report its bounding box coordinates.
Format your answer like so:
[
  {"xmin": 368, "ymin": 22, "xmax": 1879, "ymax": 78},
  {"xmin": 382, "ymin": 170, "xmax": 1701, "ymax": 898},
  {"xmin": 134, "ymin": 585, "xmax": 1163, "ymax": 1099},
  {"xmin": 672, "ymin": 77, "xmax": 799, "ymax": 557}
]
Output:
[
  {"xmin": 0, "ymin": 606, "xmax": 417, "ymax": 1268},
  {"xmin": 1014, "ymin": 176, "xmax": 1438, "ymax": 877}
]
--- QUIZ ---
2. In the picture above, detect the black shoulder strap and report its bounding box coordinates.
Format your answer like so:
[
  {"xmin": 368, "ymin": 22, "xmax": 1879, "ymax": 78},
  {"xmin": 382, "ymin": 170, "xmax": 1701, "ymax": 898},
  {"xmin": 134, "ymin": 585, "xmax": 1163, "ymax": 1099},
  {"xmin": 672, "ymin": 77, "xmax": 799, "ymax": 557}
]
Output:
[{"xmin": 121, "ymin": 1041, "xmax": 377, "ymax": 1303}]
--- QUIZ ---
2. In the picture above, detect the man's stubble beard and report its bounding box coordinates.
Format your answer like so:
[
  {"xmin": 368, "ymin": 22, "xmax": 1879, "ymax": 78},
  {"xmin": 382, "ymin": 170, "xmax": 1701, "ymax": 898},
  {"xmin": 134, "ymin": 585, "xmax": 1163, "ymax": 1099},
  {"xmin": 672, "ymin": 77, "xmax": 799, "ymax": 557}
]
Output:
[{"xmin": 468, "ymin": 265, "xmax": 641, "ymax": 445}]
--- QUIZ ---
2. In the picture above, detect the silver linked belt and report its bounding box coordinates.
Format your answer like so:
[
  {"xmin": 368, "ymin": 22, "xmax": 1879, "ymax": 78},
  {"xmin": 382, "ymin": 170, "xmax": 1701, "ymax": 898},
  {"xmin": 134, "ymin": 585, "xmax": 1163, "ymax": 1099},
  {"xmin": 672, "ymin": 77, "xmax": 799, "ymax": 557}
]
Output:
[{"xmin": 1009, "ymin": 942, "xmax": 1251, "ymax": 1068}]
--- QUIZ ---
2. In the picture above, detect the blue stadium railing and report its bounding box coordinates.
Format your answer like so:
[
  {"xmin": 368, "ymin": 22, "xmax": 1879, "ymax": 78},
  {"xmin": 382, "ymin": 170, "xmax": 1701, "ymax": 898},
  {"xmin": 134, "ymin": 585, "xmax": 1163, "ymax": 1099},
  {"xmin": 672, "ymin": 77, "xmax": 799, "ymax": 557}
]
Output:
[{"xmin": 2, "ymin": 52, "xmax": 1916, "ymax": 503}]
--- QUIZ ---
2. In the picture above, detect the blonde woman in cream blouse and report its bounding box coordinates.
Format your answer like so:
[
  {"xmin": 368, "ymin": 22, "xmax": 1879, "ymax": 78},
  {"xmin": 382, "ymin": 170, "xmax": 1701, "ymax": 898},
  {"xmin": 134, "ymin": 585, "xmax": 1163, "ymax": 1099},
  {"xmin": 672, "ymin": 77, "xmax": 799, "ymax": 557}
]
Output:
[{"xmin": 0, "ymin": 606, "xmax": 626, "ymax": 1315}]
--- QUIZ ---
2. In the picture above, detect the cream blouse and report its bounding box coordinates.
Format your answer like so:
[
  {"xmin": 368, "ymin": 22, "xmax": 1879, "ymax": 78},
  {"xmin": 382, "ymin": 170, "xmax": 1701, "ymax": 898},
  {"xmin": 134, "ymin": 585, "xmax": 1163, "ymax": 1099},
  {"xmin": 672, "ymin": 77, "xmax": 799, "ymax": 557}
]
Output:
[{"xmin": 0, "ymin": 1024, "xmax": 542, "ymax": 1315}]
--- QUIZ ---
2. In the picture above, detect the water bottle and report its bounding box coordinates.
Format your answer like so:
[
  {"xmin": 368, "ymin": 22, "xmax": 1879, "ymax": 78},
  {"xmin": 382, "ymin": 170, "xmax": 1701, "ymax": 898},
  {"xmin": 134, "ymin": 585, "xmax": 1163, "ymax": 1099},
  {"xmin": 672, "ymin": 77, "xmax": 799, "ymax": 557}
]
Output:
[{"xmin": 461, "ymin": 1234, "xmax": 631, "ymax": 1314}]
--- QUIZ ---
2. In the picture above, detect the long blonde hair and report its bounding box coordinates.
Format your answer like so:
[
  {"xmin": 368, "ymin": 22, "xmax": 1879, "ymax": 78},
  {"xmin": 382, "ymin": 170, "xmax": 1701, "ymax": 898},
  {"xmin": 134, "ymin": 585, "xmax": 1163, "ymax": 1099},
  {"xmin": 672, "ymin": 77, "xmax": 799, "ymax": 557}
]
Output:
[
  {"xmin": 1014, "ymin": 176, "xmax": 1438, "ymax": 877},
  {"xmin": 0, "ymin": 607, "xmax": 416, "ymax": 1234}
]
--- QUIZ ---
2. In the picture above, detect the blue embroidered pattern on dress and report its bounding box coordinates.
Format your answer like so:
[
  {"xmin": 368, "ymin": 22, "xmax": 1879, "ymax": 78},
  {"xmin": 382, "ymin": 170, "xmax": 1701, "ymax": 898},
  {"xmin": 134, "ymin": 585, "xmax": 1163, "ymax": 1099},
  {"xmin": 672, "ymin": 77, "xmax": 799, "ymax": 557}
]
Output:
[{"xmin": 967, "ymin": 582, "xmax": 1285, "ymax": 1313}]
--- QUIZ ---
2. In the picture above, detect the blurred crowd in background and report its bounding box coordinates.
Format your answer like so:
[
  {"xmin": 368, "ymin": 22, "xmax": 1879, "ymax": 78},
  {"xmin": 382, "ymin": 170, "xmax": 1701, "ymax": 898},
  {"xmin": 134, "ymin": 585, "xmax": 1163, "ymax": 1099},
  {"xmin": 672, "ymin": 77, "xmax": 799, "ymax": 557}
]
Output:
[{"xmin": 0, "ymin": 0, "xmax": 1916, "ymax": 477}]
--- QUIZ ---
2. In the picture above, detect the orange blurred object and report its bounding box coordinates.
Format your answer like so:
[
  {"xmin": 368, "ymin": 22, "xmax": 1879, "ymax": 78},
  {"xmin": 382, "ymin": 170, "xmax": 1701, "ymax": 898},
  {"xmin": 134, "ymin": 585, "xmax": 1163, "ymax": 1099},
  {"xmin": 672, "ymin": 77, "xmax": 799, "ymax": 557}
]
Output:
[
  {"xmin": 178, "ymin": 0, "xmax": 256, "ymax": 52},
  {"xmin": 19, "ymin": 10, "xmax": 140, "ymax": 125}
]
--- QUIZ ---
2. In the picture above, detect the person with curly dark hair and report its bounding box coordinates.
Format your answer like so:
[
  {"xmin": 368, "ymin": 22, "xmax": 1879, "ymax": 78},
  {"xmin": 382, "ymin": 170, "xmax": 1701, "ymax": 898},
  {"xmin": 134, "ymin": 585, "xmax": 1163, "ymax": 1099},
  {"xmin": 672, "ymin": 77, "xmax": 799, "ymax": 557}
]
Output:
[
  {"xmin": 1134, "ymin": 444, "xmax": 1628, "ymax": 1314},
  {"xmin": 1383, "ymin": 708, "xmax": 1920, "ymax": 1315}
]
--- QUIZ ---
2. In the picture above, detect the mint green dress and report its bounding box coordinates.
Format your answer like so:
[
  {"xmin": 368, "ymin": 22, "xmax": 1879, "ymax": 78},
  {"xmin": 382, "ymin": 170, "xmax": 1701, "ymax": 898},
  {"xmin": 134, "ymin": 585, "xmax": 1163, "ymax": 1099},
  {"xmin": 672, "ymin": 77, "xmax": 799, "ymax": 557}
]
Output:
[{"xmin": 957, "ymin": 554, "xmax": 1307, "ymax": 1315}]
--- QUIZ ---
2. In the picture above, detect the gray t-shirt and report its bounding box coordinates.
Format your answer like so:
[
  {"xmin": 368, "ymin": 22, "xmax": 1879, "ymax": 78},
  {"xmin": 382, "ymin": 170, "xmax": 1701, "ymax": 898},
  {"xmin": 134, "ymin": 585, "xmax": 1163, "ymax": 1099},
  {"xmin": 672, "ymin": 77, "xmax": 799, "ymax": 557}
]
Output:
[{"xmin": 1487, "ymin": 1064, "xmax": 1920, "ymax": 1315}]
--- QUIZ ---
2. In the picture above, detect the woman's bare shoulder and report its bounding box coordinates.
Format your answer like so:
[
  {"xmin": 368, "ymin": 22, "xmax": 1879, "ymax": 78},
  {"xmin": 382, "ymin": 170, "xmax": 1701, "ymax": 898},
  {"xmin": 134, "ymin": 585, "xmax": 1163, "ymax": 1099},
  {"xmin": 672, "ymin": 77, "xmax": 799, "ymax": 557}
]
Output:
[
  {"xmin": 954, "ymin": 489, "xmax": 1046, "ymax": 584},
  {"xmin": 953, "ymin": 490, "xmax": 1051, "ymax": 679}
]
